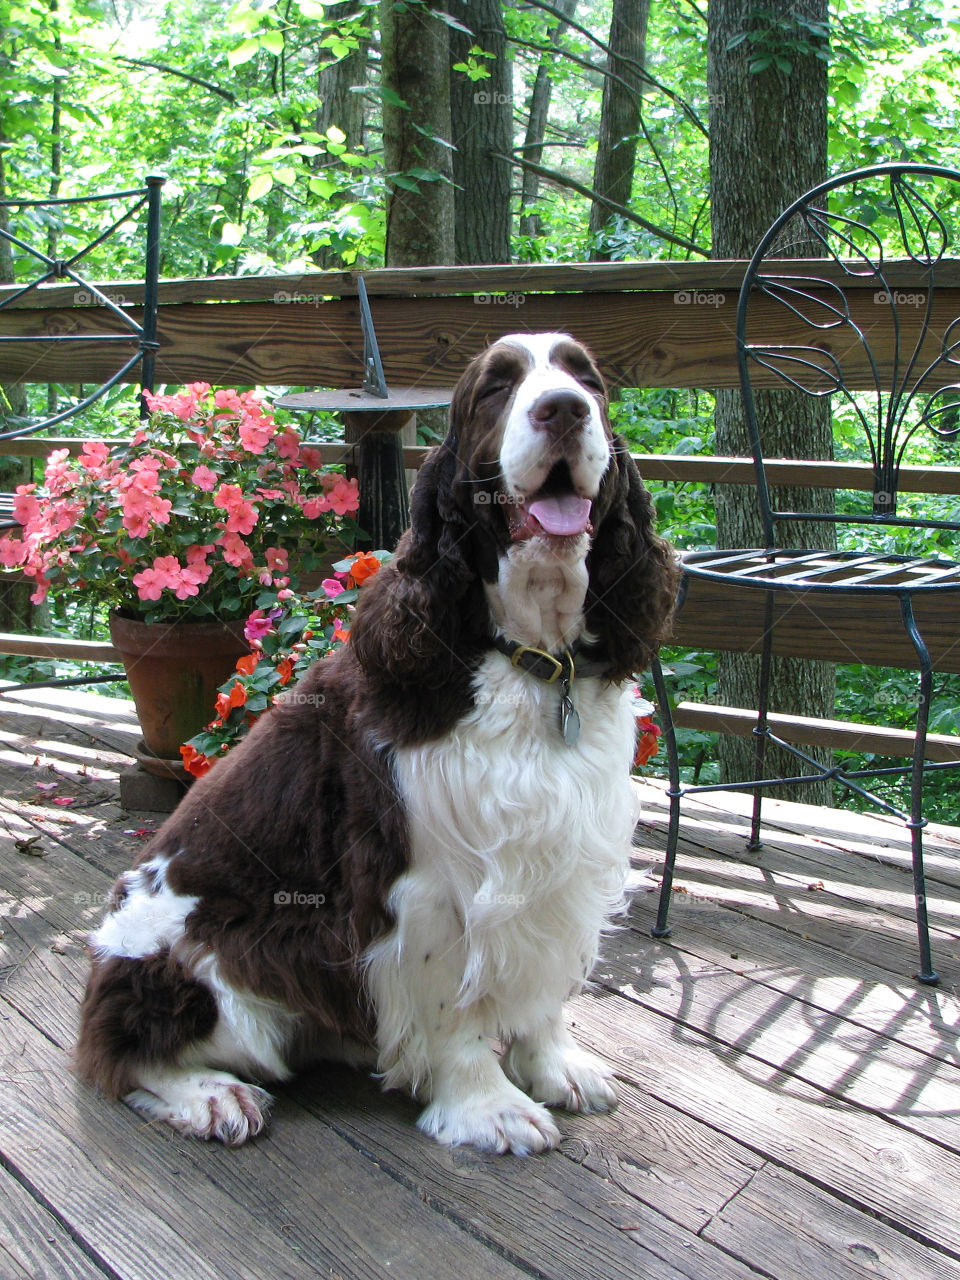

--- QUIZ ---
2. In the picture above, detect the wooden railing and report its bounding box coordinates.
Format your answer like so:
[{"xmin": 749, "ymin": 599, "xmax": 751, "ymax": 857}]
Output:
[{"xmin": 3, "ymin": 258, "xmax": 959, "ymax": 390}]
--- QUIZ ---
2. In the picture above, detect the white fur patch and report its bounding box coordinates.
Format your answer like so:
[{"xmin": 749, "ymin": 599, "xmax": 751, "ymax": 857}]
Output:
[
  {"xmin": 498, "ymin": 331, "xmax": 610, "ymax": 501},
  {"xmin": 187, "ymin": 951, "xmax": 298, "ymax": 1082},
  {"xmin": 366, "ymin": 653, "xmax": 637, "ymax": 1096},
  {"xmin": 91, "ymin": 856, "xmax": 198, "ymax": 961}
]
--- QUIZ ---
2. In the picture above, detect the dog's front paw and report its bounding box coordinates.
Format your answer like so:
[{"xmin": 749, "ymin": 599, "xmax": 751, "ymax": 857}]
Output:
[
  {"xmin": 505, "ymin": 1042, "xmax": 619, "ymax": 1115},
  {"xmin": 418, "ymin": 1083, "xmax": 561, "ymax": 1156},
  {"xmin": 126, "ymin": 1069, "xmax": 273, "ymax": 1146}
]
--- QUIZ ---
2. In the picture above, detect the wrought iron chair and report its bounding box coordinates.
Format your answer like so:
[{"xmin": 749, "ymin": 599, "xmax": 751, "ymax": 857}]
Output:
[
  {"xmin": 650, "ymin": 162, "xmax": 960, "ymax": 985},
  {"xmin": 0, "ymin": 176, "xmax": 164, "ymax": 525}
]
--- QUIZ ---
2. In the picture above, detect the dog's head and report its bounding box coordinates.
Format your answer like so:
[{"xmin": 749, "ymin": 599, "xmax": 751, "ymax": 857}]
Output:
[{"xmin": 351, "ymin": 333, "xmax": 678, "ymax": 687}]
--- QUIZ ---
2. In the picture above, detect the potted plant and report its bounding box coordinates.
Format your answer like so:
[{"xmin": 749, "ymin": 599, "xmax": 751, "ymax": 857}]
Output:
[{"xmin": 0, "ymin": 382, "xmax": 361, "ymax": 766}]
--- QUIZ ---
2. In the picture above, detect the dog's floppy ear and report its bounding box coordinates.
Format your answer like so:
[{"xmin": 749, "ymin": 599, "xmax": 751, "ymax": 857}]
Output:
[
  {"xmin": 349, "ymin": 443, "xmax": 480, "ymax": 684},
  {"xmin": 584, "ymin": 439, "xmax": 679, "ymax": 682}
]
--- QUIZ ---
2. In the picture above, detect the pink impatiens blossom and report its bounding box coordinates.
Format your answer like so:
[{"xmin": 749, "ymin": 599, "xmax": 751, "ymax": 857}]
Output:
[
  {"xmin": 321, "ymin": 577, "xmax": 345, "ymax": 599},
  {"xmin": 265, "ymin": 547, "xmax": 288, "ymax": 574},
  {"xmin": 191, "ymin": 464, "xmax": 218, "ymax": 491},
  {"xmin": 328, "ymin": 476, "xmax": 360, "ymax": 515},
  {"xmin": 214, "ymin": 483, "xmax": 258, "ymax": 535}
]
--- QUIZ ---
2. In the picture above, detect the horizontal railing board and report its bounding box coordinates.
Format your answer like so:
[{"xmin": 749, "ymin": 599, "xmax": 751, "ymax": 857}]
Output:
[
  {"xmin": 3, "ymin": 259, "xmax": 959, "ymax": 308},
  {"xmin": 4, "ymin": 436, "xmax": 960, "ymax": 498},
  {"xmin": 673, "ymin": 573, "xmax": 960, "ymax": 673},
  {"xmin": 673, "ymin": 700, "xmax": 960, "ymax": 762},
  {"xmin": 3, "ymin": 281, "xmax": 957, "ymax": 391},
  {"xmin": 0, "ymin": 631, "xmax": 121, "ymax": 661}
]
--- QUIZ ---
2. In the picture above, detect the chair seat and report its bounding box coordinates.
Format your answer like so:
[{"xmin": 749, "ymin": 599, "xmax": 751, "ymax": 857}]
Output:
[{"xmin": 681, "ymin": 547, "xmax": 960, "ymax": 593}]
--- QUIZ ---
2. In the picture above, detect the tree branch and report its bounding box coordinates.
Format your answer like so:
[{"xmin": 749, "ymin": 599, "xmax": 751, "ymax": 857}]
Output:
[
  {"xmin": 519, "ymin": 0, "xmax": 708, "ymax": 137},
  {"xmin": 114, "ymin": 57, "xmax": 238, "ymax": 104},
  {"xmin": 491, "ymin": 151, "xmax": 709, "ymax": 257}
]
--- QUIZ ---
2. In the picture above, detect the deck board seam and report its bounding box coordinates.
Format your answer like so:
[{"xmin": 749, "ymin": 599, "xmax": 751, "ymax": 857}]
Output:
[
  {"xmin": 599, "ymin": 983, "xmax": 960, "ymax": 1254},
  {"xmin": 276, "ymin": 1116, "xmax": 556, "ymax": 1280},
  {"xmin": 0, "ymin": 1148, "xmax": 123, "ymax": 1280}
]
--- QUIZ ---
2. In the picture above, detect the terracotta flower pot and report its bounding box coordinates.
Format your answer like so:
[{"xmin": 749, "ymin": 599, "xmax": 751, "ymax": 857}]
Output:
[{"xmin": 109, "ymin": 612, "xmax": 249, "ymax": 763}]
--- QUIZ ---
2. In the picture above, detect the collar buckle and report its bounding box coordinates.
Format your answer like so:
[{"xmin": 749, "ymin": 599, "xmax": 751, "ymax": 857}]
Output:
[{"xmin": 508, "ymin": 644, "xmax": 571, "ymax": 684}]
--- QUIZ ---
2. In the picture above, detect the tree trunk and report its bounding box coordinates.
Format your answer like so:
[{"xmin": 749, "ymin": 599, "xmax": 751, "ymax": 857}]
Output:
[
  {"xmin": 0, "ymin": 128, "xmax": 34, "ymax": 633},
  {"xmin": 312, "ymin": 2, "xmax": 370, "ymax": 269},
  {"xmin": 708, "ymin": 0, "xmax": 833, "ymax": 803},
  {"xmin": 380, "ymin": 0, "xmax": 455, "ymax": 267},
  {"xmin": 519, "ymin": 0, "xmax": 577, "ymax": 239},
  {"xmin": 449, "ymin": 0, "xmax": 512, "ymax": 264},
  {"xmin": 588, "ymin": 0, "xmax": 649, "ymax": 261}
]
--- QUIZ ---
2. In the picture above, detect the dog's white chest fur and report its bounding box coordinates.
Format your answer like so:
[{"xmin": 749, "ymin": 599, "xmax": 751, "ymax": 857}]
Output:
[{"xmin": 366, "ymin": 652, "xmax": 638, "ymax": 1093}]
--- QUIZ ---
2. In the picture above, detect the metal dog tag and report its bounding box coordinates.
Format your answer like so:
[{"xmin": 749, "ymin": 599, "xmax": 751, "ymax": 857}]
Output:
[{"xmin": 560, "ymin": 681, "xmax": 580, "ymax": 747}]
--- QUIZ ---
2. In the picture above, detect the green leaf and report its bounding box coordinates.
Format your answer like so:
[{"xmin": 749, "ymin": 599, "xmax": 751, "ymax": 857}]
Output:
[
  {"xmin": 260, "ymin": 29, "xmax": 285, "ymax": 55},
  {"xmin": 227, "ymin": 37, "xmax": 260, "ymax": 67},
  {"xmin": 220, "ymin": 221, "xmax": 245, "ymax": 246},
  {"xmin": 248, "ymin": 171, "xmax": 274, "ymax": 201},
  {"xmin": 325, "ymin": 124, "xmax": 346, "ymax": 145}
]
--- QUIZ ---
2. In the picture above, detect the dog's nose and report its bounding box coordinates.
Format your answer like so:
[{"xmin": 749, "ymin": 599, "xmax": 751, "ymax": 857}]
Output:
[{"xmin": 529, "ymin": 389, "xmax": 590, "ymax": 436}]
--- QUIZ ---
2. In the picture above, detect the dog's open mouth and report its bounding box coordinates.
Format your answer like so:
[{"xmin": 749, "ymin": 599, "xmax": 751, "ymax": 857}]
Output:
[{"xmin": 508, "ymin": 463, "xmax": 594, "ymax": 542}]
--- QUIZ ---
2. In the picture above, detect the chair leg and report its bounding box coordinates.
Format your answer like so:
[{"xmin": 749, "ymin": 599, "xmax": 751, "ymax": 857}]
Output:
[
  {"xmin": 748, "ymin": 591, "xmax": 776, "ymax": 852},
  {"xmin": 651, "ymin": 656, "xmax": 680, "ymax": 939},
  {"xmin": 900, "ymin": 596, "xmax": 939, "ymax": 985}
]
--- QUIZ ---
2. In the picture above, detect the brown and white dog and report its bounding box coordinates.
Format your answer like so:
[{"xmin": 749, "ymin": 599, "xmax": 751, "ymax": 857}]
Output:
[{"xmin": 75, "ymin": 333, "xmax": 677, "ymax": 1155}]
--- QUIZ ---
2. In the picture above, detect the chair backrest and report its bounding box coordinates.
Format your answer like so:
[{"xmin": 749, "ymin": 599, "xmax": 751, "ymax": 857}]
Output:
[
  {"xmin": 736, "ymin": 162, "xmax": 960, "ymax": 548},
  {"xmin": 0, "ymin": 176, "xmax": 163, "ymax": 439}
]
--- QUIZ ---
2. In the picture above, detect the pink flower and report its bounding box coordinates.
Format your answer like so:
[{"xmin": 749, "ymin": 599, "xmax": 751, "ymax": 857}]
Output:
[
  {"xmin": 275, "ymin": 429, "xmax": 301, "ymax": 461},
  {"xmin": 265, "ymin": 547, "xmax": 288, "ymax": 573},
  {"xmin": 214, "ymin": 389, "xmax": 242, "ymax": 412},
  {"xmin": 218, "ymin": 530, "xmax": 254, "ymax": 570},
  {"xmin": 328, "ymin": 476, "xmax": 360, "ymax": 515},
  {"xmin": 300, "ymin": 447, "xmax": 324, "ymax": 471},
  {"xmin": 238, "ymin": 411, "xmax": 275, "ymax": 454},
  {"xmin": 12, "ymin": 484, "xmax": 40, "ymax": 526},
  {"xmin": 301, "ymin": 495, "xmax": 331, "ymax": 519},
  {"xmin": 0, "ymin": 533, "xmax": 26, "ymax": 568},
  {"xmin": 79, "ymin": 441, "xmax": 110, "ymax": 472},
  {"xmin": 321, "ymin": 577, "xmax": 345, "ymax": 599},
  {"xmin": 43, "ymin": 449, "xmax": 73, "ymax": 496},
  {"xmin": 191, "ymin": 464, "xmax": 218, "ymax": 491},
  {"xmin": 213, "ymin": 483, "xmax": 258, "ymax": 535},
  {"xmin": 187, "ymin": 381, "xmax": 211, "ymax": 397},
  {"xmin": 243, "ymin": 609, "xmax": 274, "ymax": 643}
]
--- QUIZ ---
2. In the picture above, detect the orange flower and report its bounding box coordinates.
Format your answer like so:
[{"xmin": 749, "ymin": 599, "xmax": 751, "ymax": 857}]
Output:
[
  {"xmin": 215, "ymin": 680, "xmax": 248, "ymax": 721},
  {"xmin": 634, "ymin": 715, "xmax": 662, "ymax": 767},
  {"xmin": 345, "ymin": 551, "xmax": 381, "ymax": 587},
  {"xmin": 276, "ymin": 656, "xmax": 295, "ymax": 686},
  {"xmin": 235, "ymin": 652, "xmax": 259, "ymax": 675},
  {"xmin": 180, "ymin": 743, "xmax": 212, "ymax": 778},
  {"xmin": 333, "ymin": 621, "xmax": 351, "ymax": 644}
]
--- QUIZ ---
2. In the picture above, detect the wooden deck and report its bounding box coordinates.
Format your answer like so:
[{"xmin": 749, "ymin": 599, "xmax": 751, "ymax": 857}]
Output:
[{"xmin": 2, "ymin": 682, "xmax": 960, "ymax": 1280}]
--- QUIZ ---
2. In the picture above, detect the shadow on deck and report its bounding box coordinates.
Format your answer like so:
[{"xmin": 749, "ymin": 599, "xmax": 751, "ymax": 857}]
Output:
[{"xmin": 1, "ymin": 682, "xmax": 959, "ymax": 1280}]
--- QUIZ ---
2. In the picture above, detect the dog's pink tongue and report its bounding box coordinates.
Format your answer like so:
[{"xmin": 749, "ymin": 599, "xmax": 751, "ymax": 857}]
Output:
[{"xmin": 528, "ymin": 495, "xmax": 592, "ymax": 536}]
